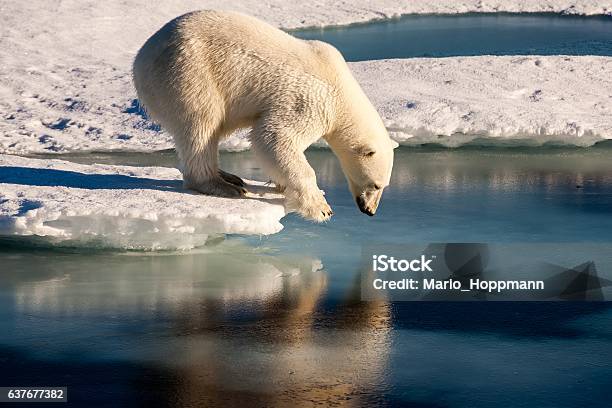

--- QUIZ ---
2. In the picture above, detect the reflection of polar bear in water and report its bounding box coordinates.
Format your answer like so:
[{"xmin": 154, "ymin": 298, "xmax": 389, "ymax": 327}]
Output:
[{"xmin": 133, "ymin": 10, "xmax": 397, "ymax": 222}]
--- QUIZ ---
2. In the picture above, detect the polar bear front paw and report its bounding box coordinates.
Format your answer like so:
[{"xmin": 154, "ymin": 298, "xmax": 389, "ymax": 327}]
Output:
[
  {"xmin": 288, "ymin": 191, "xmax": 333, "ymax": 222},
  {"xmin": 309, "ymin": 201, "xmax": 334, "ymax": 222},
  {"xmin": 303, "ymin": 199, "xmax": 334, "ymax": 222},
  {"xmin": 186, "ymin": 177, "xmax": 247, "ymax": 198}
]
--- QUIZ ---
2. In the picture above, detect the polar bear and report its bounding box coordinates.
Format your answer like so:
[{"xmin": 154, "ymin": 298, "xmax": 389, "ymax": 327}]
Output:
[{"xmin": 133, "ymin": 10, "xmax": 397, "ymax": 222}]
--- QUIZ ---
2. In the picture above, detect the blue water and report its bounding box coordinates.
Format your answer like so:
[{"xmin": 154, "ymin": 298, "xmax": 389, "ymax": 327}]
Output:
[
  {"xmin": 293, "ymin": 13, "xmax": 612, "ymax": 60},
  {"xmin": 238, "ymin": 147, "xmax": 612, "ymax": 249},
  {"xmin": 3, "ymin": 147, "xmax": 611, "ymax": 406}
]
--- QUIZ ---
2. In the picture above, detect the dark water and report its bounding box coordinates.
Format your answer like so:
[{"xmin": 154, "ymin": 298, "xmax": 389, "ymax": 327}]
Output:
[
  {"xmin": 4, "ymin": 147, "xmax": 611, "ymax": 406},
  {"xmin": 293, "ymin": 13, "xmax": 612, "ymax": 60}
]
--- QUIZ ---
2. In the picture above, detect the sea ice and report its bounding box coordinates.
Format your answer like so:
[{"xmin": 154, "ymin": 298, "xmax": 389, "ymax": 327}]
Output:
[
  {"xmin": 0, "ymin": 155, "xmax": 286, "ymax": 250},
  {"xmin": 352, "ymin": 56, "xmax": 612, "ymax": 147}
]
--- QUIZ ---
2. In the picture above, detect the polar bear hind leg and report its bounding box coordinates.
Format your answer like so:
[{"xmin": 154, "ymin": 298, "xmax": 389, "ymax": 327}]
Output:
[
  {"xmin": 176, "ymin": 121, "xmax": 247, "ymax": 198},
  {"xmin": 135, "ymin": 70, "xmax": 245, "ymax": 197}
]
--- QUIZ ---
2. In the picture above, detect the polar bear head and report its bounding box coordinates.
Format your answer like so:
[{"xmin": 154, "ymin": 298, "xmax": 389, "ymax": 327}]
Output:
[{"xmin": 330, "ymin": 127, "xmax": 398, "ymax": 216}]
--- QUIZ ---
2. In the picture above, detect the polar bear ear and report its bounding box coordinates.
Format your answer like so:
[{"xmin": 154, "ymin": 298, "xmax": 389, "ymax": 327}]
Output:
[{"xmin": 391, "ymin": 140, "xmax": 400, "ymax": 149}]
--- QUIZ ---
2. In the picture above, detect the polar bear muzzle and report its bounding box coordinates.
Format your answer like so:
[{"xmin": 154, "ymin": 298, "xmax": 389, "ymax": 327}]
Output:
[{"xmin": 356, "ymin": 189, "xmax": 383, "ymax": 216}]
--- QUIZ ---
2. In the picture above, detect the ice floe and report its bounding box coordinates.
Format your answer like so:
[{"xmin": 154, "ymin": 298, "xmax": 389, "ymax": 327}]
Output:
[
  {"xmin": 353, "ymin": 56, "xmax": 612, "ymax": 147},
  {"xmin": 0, "ymin": 155, "xmax": 286, "ymax": 250}
]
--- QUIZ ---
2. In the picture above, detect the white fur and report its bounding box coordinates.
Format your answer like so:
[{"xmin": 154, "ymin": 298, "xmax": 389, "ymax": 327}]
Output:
[{"xmin": 133, "ymin": 10, "xmax": 395, "ymax": 222}]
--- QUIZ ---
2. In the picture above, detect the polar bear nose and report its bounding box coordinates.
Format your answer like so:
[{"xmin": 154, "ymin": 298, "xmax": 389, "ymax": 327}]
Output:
[
  {"xmin": 356, "ymin": 195, "xmax": 375, "ymax": 216},
  {"xmin": 361, "ymin": 207, "xmax": 375, "ymax": 216}
]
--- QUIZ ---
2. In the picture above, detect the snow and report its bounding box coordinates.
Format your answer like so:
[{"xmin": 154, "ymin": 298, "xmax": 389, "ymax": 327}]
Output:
[
  {"xmin": 353, "ymin": 56, "xmax": 612, "ymax": 147},
  {"xmin": 0, "ymin": 1, "xmax": 611, "ymax": 154},
  {"xmin": 0, "ymin": 155, "xmax": 286, "ymax": 250}
]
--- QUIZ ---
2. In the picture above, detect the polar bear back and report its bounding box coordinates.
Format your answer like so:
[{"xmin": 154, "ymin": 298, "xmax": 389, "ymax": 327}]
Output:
[{"xmin": 133, "ymin": 10, "xmax": 345, "ymax": 137}]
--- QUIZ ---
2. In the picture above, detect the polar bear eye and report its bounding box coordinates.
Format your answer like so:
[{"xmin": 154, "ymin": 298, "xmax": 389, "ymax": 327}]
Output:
[{"xmin": 365, "ymin": 151, "xmax": 376, "ymax": 157}]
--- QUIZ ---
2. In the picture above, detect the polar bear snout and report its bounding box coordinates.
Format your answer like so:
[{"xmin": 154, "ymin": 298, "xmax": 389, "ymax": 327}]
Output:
[{"xmin": 356, "ymin": 189, "xmax": 383, "ymax": 216}]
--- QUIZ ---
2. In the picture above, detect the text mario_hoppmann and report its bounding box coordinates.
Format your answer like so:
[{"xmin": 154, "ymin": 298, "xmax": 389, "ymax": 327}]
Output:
[{"xmin": 371, "ymin": 255, "xmax": 545, "ymax": 294}]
